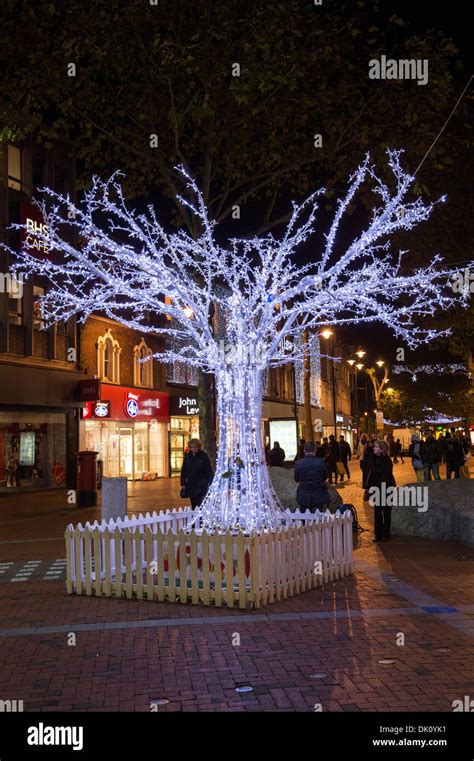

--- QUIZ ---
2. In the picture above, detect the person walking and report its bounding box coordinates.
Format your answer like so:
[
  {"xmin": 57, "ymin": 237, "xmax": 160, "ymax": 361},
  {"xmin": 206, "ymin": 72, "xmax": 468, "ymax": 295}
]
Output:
[
  {"xmin": 444, "ymin": 432, "xmax": 464, "ymax": 479},
  {"xmin": 408, "ymin": 433, "xmax": 425, "ymax": 482},
  {"xmin": 364, "ymin": 439, "xmax": 396, "ymax": 543},
  {"xmin": 180, "ymin": 438, "xmax": 214, "ymax": 509},
  {"xmin": 338, "ymin": 435, "xmax": 352, "ymax": 481},
  {"xmin": 393, "ymin": 438, "xmax": 404, "ymax": 464},
  {"xmin": 268, "ymin": 441, "xmax": 286, "ymax": 467},
  {"xmin": 422, "ymin": 431, "xmax": 441, "ymax": 481},
  {"xmin": 294, "ymin": 442, "xmax": 331, "ymax": 513},
  {"xmin": 326, "ymin": 434, "xmax": 341, "ymax": 485}
]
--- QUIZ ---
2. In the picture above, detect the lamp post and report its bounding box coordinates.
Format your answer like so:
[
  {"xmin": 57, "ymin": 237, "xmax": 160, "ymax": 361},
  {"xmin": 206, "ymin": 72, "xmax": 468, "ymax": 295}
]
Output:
[
  {"xmin": 321, "ymin": 329, "xmax": 337, "ymax": 437},
  {"xmin": 348, "ymin": 350, "xmax": 390, "ymax": 435}
]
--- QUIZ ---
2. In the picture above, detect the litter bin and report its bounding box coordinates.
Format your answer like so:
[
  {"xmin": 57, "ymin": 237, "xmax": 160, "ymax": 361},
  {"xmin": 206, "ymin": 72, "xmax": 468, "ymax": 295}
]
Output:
[{"xmin": 76, "ymin": 450, "xmax": 98, "ymax": 507}]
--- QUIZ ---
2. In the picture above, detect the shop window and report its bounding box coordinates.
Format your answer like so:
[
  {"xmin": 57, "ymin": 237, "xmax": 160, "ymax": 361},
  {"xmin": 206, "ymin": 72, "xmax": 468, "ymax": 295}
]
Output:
[
  {"xmin": 8, "ymin": 291, "xmax": 23, "ymax": 325},
  {"xmin": 133, "ymin": 338, "xmax": 153, "ymax": 388},
  {"xmin": 97, "ymin": 328, "xmax": 121, "ymax": 383},
  {"xmin": 7, "ymin": 144, "xmax": 22, "ymax": 191},
  {"xmin": 33, "ymin": 285, "xmax": 45, "ymax": 330}
]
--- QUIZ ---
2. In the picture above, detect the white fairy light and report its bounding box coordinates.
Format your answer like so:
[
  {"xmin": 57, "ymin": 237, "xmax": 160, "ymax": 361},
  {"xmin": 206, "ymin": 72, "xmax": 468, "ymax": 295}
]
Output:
[
  {"xmin": 392, "ymin": 363, "xmax": 466, "ymax": 376},
  {"xmin": 5, "ymin": 151, "xmax": 469, "ymax": 533}
]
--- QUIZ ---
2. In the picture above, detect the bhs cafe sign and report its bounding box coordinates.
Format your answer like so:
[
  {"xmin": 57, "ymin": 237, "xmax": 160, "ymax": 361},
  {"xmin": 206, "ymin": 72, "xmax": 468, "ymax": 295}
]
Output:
[{"xmin": 170, "ymin": 396, "xmax": 199, "ymax": 416}]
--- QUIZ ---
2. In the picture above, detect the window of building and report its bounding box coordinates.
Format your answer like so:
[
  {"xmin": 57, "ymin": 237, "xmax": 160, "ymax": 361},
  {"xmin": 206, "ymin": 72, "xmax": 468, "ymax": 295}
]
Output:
[
  {"xmin": 32, "ymin": 153, "xmax": 44, "ymax": 190},
  {"xmin": 7, "ymin": 144, "xmax": 22, "ymax": 191},
  {"xmin": 97, "ymin": 328, "xmax": 121, "ymax": 383},
  {"xmin": 8, "ymin": 290, "xmax": 23, "ymax": 325},
  {"xmin": 54, "ymin": 165, "xmax": 67, "ymax": 195},
  {"xmin": 133, "ymin": 338, "xmax": 153, "ymax": 388},
  {"xmin": 33, "ymin": 285, "xmax": 45, "ymax": 330}
]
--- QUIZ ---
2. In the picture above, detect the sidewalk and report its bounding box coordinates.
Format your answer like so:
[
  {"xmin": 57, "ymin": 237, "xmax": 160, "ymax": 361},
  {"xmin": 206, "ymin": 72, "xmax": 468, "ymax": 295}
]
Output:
[{"xmin": 0, "ymin": 460, "xmax": 473, "ymax": 712}]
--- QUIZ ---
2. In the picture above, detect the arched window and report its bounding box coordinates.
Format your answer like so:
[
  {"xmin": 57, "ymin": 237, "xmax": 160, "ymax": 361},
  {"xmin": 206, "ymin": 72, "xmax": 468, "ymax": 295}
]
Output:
[
  {"xmin": 97, "ymin": 328, "xmax": 121, "ymax": 383},
  {"xmin": 134, "ymin": 338, "xmax": 153, "ymax": 388}
]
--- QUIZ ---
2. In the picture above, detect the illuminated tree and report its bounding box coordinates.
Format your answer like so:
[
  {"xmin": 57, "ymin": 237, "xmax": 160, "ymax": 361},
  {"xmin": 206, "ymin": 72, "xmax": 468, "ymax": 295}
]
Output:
[{"xmin": 6, "ymin": 151, "xmax": 464, "ymax": 532}]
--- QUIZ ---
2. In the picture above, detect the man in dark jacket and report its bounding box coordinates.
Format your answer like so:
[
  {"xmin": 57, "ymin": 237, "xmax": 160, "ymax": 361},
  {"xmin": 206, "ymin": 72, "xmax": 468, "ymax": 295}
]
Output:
[
  {"xmin": 268, "ymin": 441, "xmax": 286, "ymax": 466},
  {"xmin": 364, "ymin": 439, "xmax": 396, "ymax": 542},
  {"xmin": 180, "ymin": 438, "xmax": 214, "ymax": 509},
  {"xmin": 444, "ymin": 432, "xmax": 464, "ymax": 479},
  {"xmin": 422, "ymin": 431, "xmax": 441, "ymax": 481},
  {"xmin": 326, "ymin": 434, "xmax": 341, "ymax": 485},
  {"xmin": 338, "ymin": 435, "xmax": 352, "ymax": 481},
  {"xmin": 294, "ymin": 442, "xmax": 330, "ymax": 512}
]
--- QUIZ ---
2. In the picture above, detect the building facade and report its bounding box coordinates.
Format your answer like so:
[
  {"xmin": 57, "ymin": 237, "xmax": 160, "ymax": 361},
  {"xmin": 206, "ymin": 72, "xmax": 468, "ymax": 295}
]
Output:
[{"xmin": 0, "ymin": 138, "xmax": 85, "ymax": 491}]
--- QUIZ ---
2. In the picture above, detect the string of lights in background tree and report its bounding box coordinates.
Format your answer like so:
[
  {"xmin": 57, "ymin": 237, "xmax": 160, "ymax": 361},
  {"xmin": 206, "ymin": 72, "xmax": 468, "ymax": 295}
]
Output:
[
  {"xmin": 5, "ymin": 150, "xmax": 469, "ymax": 533},
  {"xmin": 392, "ymin": 363, "xmax": 467, "ymax": 382}
]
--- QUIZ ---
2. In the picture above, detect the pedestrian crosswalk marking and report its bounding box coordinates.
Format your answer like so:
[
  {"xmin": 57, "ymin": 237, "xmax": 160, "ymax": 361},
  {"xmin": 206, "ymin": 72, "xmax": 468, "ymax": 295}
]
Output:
[{"xmin": 0, "ymin": 559, "xmax": 67, "ymax": 583}]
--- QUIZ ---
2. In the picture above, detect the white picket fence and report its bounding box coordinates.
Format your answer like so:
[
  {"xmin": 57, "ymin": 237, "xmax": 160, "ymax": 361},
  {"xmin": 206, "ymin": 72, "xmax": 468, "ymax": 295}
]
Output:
[{"xmin": 64, "ymin": 508, "xmax": 353, "ymax": 609}]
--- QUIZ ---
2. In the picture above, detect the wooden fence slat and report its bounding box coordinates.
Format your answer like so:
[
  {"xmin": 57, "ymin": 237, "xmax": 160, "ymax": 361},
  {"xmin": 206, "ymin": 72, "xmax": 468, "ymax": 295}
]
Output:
[
  {"xmin": 74, "ymin": 527, "xmax": 82, "ymax": 595},
  {"xmin": 145, "ymin": 529, "xmax": 154, "ymax": 600},
  {"xmin": 65, "ymin": 527, "xmax": 73, "ymax": 594},
  {"xmin": 213, "ymin": 534, "xmax": 223, "ymax": 607},
  {"xmin": 103, "ymin": 528, "xmax": 112, "ymax": 597},
  {"xmin": 250, "ymin": 535, "xmax": 260, "ymax": 609},
  {"xmin": 179, "ymin": 532, "xmax": 188, "ymax": 604},
  {"xmin": 114, "ymin": 528, "xmax": 122, "ymax": 597},
  {"xmin": 167, "ymin": 529, "xmax": 176, "ymax": 603},
  {"xmin": 267, "ymin": 530, "xmax": 275, "ymax": 604},
  {"xmin": 281, "ymin": 529, "xmax": 288, "ymax": 599},
  {"xmin": 84, "ymin": 530, "xmax": 92, "ymax": 596},
  {"xmin": 157, "ymin": 532, "xmax": 165, "ymax": 602},
  {"xmin": 236, "ymin": 533, "xmax": 247, "ymax": 609},
  {"xmin": 201, "ymin": 531, "xmax": 210, "ymax": 606},
  {"xmin": 135, "ymin": 530, "xmax": 144, "ymax": 600},
  {"xmin": 190, "ymin": 531, "xmax": 199, "ymax": 605},
  {"xmin": 92, "ymin": 527, "xmax": 102, "ymax": 596},
  {"xmin": 124, "ymin": 529, "xmax": 133, "ymax": 599},
  {"xmin": 274, "ymin": 530, "xmax": 281, "ymax": 602},
  {"xmin": 260, "ymin": 532, "xmax": 268, "ymax": 607},
  {"xmin": 225, "ymin": 533, "xmax": 234, "ymax": 608}
]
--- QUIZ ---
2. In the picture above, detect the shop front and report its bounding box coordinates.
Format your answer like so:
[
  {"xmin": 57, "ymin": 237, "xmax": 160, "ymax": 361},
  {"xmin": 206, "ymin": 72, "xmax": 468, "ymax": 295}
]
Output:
[
  {"xmin": 80, "ymin": 384, "xmax": 170, "ymax": 480},
  {"xmin": 169, "ymin": 395, "xmax": 200, "ymax": 477},
  {"xmin": 0, "ymin": 364, "xmax": 83, "ymax": 491}
]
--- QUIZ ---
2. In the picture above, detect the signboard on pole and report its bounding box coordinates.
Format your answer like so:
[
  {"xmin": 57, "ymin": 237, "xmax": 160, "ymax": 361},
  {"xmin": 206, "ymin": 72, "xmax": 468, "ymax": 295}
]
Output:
[{"xmin": 376, "ymin": 409, "xmax": 384, "ymax": 431}]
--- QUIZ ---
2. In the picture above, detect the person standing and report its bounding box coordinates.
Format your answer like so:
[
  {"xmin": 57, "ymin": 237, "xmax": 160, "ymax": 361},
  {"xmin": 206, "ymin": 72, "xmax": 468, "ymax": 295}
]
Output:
[
  {"xmin": 293, "ymin": 438, "xmax": 306, "ymax": 463},
  {"xmin": 268, "ymin": 441, "xmax": 286, "ymax": 466},
  {"xmin": 180, "ymin": 438, "xmax": 214, "ymax": 509},
  {"xmin": 364, "ymin": 439, "xmax": 396, "ymax": 542},
  {"xmin": 326, "ymin": 434, "xmax": 341, "ymax": 485},
  {"xmin": 408, "ymin": 433, "xmax": 424, "ymax": 482},
  {"xmin": 444, "ymin": 432, "xmax": 464, "ymax": 479},
  {"xmin": 422, "ymin": 431, "xmax": 441, "ymax": 481},
  {"xmin": 294, "ymin": 442, "xmax": 331, "ymax": 512},
  {"xmin": 338, "ymin": 435, "xmax": 352, "ymax": 481}
]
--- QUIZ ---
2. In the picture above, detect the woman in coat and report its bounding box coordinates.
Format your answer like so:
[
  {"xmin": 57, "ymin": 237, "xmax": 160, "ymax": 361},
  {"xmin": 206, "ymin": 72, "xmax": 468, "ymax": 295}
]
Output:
[
  {"xmin": 364, "ymin": 439, "xmax": 396, "ymax": 542},
  {"xmin": 180, "ymin": 438, "xmax": 214, "ymax": 509}
]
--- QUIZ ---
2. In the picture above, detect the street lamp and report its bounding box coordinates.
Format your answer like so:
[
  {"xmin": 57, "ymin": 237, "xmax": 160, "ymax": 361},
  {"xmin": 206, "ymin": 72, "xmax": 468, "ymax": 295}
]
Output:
[{"xmin": 321, "ymin": 329, "xmax": 337, "ymax": 437}]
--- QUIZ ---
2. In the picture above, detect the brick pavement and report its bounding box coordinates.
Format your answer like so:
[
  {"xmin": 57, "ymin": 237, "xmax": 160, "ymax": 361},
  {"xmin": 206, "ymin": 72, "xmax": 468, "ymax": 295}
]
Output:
[{"xmin": 0, "ymin": 460, "xmax": 473, "ymax": 712}]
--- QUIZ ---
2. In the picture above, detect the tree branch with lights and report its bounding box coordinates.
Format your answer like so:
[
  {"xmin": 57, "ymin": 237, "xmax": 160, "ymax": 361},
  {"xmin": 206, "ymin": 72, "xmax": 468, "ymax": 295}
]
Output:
[{"xmin": 6, "ymin": 150, "xmax": 467, "ymax": 532}]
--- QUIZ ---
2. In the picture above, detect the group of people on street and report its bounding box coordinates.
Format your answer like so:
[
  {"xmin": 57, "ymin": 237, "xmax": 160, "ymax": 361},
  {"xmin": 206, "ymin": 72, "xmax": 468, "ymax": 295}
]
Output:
[
  {"xmin": 408, "ymin": 429, "xmax": 470, "ymax": 481},
  {"xmin": 268, "ymin": 434, "xmax": 352, "ymax": 484}
]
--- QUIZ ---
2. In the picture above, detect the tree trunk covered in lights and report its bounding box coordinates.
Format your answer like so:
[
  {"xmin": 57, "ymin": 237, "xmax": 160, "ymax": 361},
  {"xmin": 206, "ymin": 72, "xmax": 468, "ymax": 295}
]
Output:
[
  {"xmin": 198, "ymin": 371, "xmax": 217, "ymax": 467},
  {"xmin": 303, "ymin": 330, "xmax": 313, "ymax": 441},
  {"xmin": 198, "ymin": 366, "xmax": 284, "ymax": 533}
]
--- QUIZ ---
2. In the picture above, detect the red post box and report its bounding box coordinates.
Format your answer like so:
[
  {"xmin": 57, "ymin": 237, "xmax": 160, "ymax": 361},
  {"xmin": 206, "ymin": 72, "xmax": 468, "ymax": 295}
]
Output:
[{"xmin": 76, "ymin": 451, "xmax": 99, "ymax": 507}]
